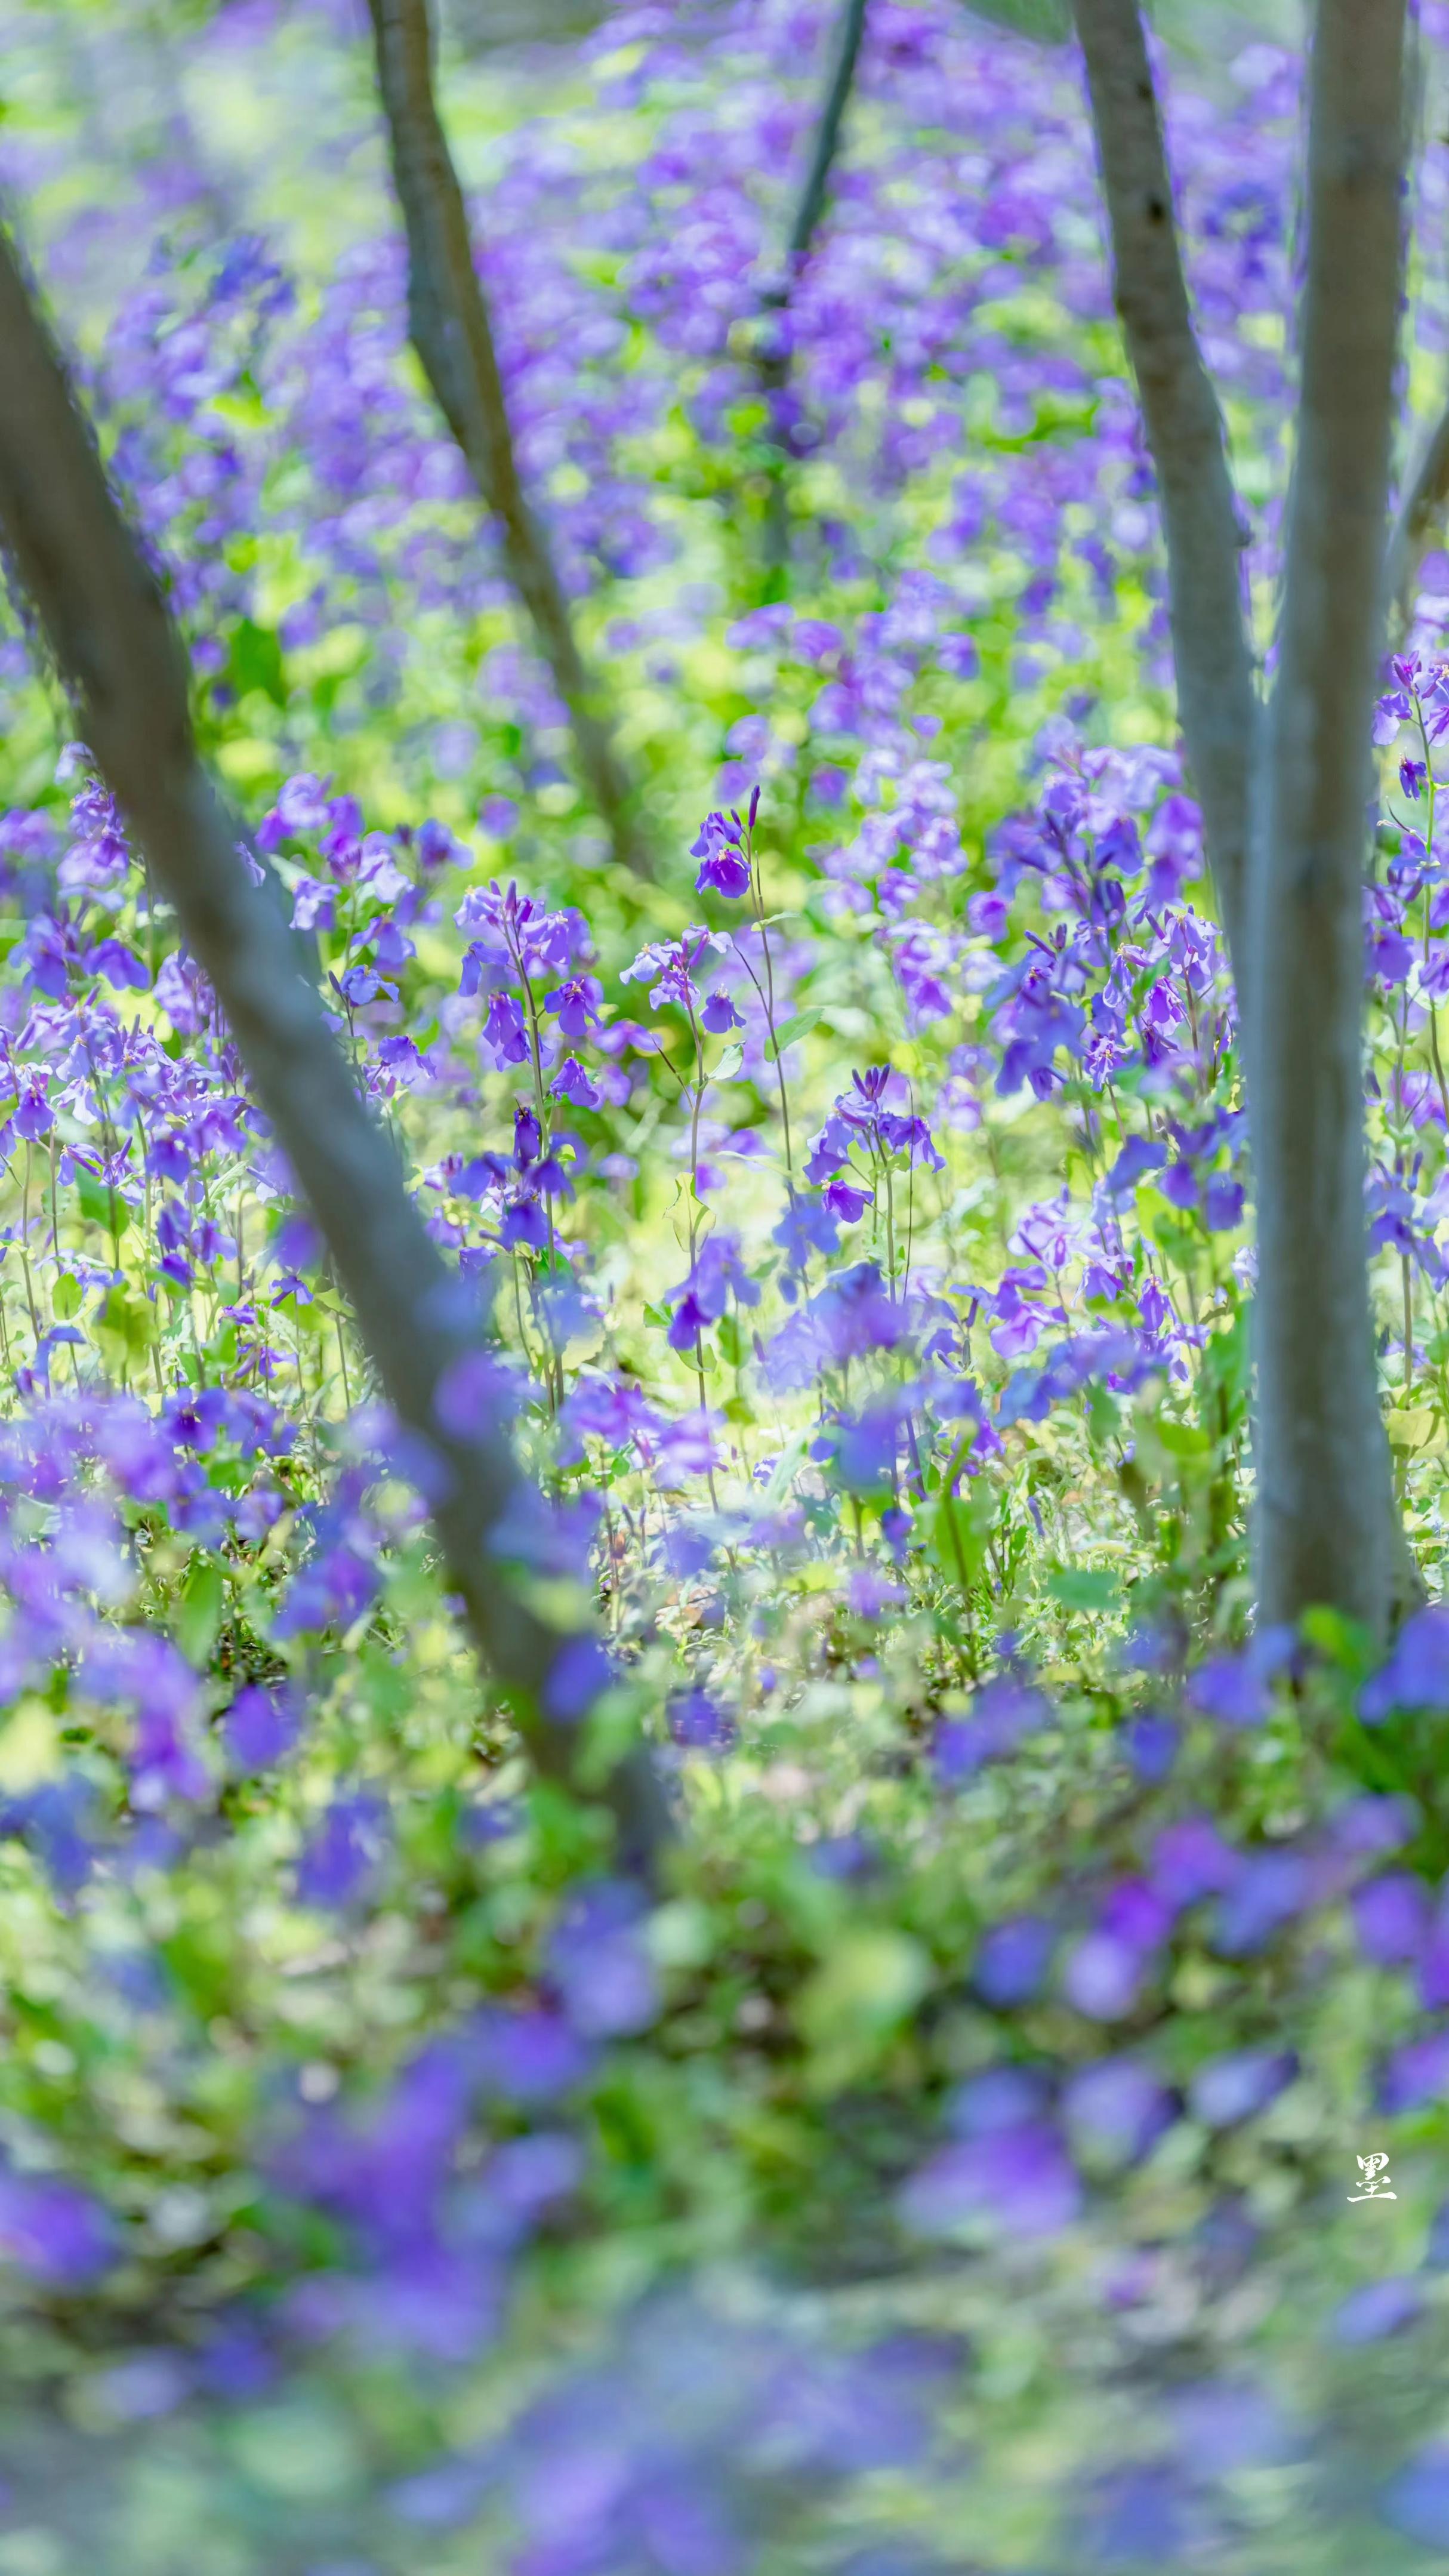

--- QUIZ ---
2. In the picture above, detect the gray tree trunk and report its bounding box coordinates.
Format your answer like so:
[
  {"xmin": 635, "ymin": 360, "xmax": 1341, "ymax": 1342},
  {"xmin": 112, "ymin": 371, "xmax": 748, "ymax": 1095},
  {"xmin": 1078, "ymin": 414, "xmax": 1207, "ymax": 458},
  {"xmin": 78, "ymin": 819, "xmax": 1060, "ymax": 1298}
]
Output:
[
  {"xmin": 1248, "ymin": 0, "xmax": 1408, "ymax": 1632},
  {"xmin": 0, "ymin": 220, "xmax": 671, "ymax": 1874},
  {"xmin": 758, "ymin": 0, "xmax": 869, "ymax": 579},
  {"xmin": 367, "ymin": 0, "xmax": 650, "ymax": 877},
  {"xmin": 1071, "ymin": 0, "xmax": 1414, "ymax": 1639},
  {"xmin": 1069, "ymin": 0, "xmax": 1256, "ymax": 971}
]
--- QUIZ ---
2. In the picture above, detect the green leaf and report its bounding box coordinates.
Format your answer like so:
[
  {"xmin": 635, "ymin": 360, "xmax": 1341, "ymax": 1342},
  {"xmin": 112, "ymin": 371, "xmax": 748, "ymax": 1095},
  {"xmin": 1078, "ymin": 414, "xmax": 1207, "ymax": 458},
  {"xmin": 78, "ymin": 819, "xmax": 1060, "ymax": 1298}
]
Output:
[
  {"xmin": 710, "ymin": 1042, "xmax": 745, "ymax": 1083},
  {"xmin": 52, "ymin": 1272, "xmax": 81, "ymax": 1321},
  {"xmin": 930, "ymin": 1480, "xmax": 995, "ymax": 1593},
  {"xmin": 1157, "ymin": 1419, "xmax": 1211, "ymax": 1460},
  {"xmin": 765, "ymin": 1006, "xmax": 823, "ymax": 1062},
  {"xmin": 226, "ymin": 617, "xmax": 288, "ymax": 710},
  {"xmin": 1047, "ymin": 1565, "xmax": 1120, "ymax": 1613},
  {"xmin": 797, "ymin": 1930, "xmax": 930, "ymax": 2090},
  {"xmin": 76, "ymin": 1169, "xmax": 128, "ymax": 1235},
  {"xmin": 1388, "ymin": 1406, "xmax": 1443, "ymax": 1453},
  {"xmin": 1300, "ymin": 1605, "xmax": 1378, "ymax": 1683},
  {"xmin": 177, "ymin": 1557, "xmax": 225, "ymax": 1666},
  {"xmin": 95, "ymin": 1287, "xmax": 157, "ymax": 1361}
]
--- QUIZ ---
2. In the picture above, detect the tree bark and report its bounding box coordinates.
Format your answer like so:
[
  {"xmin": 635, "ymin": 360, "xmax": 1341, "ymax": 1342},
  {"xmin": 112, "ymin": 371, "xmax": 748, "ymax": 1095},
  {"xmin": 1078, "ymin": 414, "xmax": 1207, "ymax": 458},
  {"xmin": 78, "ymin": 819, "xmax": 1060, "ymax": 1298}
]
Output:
[
  {"xmin": 0, "ymin": 221, "xmax": 671, "ymax": 1874},
  {"xmin": 366, "ymin": 0, "xmax": 650, "ymax": 878},
  {"xmin": 1248, "ymin": 0, "xmax": 1408, "ymax": 1634},
  {"xmin": 758, "ymin": 0, "xmax": 869, "ymax": 579},
  {"xmin": 1068, "ymin": 0, "xmax": 1257, "ymax": 972}
]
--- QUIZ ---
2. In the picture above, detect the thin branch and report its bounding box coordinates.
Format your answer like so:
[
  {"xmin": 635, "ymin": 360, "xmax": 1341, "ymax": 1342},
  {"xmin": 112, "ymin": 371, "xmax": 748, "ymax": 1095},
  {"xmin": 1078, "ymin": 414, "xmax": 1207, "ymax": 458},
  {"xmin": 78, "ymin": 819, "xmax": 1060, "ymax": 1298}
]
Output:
[
  {"xmin": 785, "ymin": 0, "xmax": 870, "ymax": 270},
  {"xmin": 757, "ymin": 0, "xmax": 869, "ymax": 578},
  {"xmin": 1385, "ymin": 397, "xmax": 1449, "ymax": 646},
  {"xmin": 366, "ymin": 0, "xmax": 650, "ymax": 878},
  {"xmin": 0, "ymin": 217, "xmax": 671, "ymax": 1875},
  {"xmin": 1068, "ymin": 0, "xmax": 1257, "ymax": 971}
]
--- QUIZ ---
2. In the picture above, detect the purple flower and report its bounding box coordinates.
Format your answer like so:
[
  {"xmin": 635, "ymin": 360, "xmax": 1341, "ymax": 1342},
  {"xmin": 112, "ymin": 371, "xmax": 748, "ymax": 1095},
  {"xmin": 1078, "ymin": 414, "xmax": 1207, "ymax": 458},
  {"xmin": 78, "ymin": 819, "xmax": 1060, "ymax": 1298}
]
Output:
[
  {"xmin": 1352, "ymin": 1872, "xmax": 1430, "ymax": 1966},
  {"xmin": 0, "ymin": 2165, "xmax": 115, "ymax": 2285},
  {"xmin": 547, "ymin": 1881, "xmax": 659, "ymax": 2038},
  {"xmin": 899, "ymin": 2116, "xmax": 1080, "ymax": 2241},
  {"xmin": 1331, "ymin": 2276, "xmax": 1422, "ymax": 2344},
  {"xmin": 772, "ymin": 1191, "xmax": 840, "ymax": 1274},
  {"xmin": 831, "ymin": 1396, "xmax": 909, "ymax": 1495},
  {"xmin": 621, "ymin": 926, "xmax": 727, "ymax": 1014},
  {"xmin": 972, "ymin": 1913, "xmax": 1056, "ymax": 2006},
  {"xmin": 1063, "ymin": 2057, "xmax": 1174, "ymax": 2166},
  {"xmin": 668, "ymin": 1686, "xmax": 735, "ymax": 1749},
  {"xmin": 1362, "ymin": 1605, "xmax": 1449, "ymax": 1719},
  {"xmin": 701, "ymin": 987, "xmax": 744, "ymax": 1033},
  {"xmin": 1121, "ymin": 1713, "xmax": 1179, "ymax": 1781},
  {"xmin": 692, "ymin": 810, "xmax": 751, "ymax": 898},
  {"xmin": 542, "ymin": 1634, "xmax": 613, "ymax": 1724},
  {"xmin": 1188, "ymin": 1625, "xmax": 1296, "ymax": 1727},
  {"xmin": 1383, "ymin": 2441, "xmax": 1449, "ymax": 2547},
  {"xmin": 482, "ymin": 993, "xmax": 529, "ymax": 1065},
  {"xmin": 544, "ymin": 974, "xmax": 603, "ymax": 1041},
  {"xmin": 1380, "ymin": 2028, "xmax": 1449, "ymax": 2112},
  {"xmin": 1417, "ymin": 1891, "xmax": 1449, "ymax": 2008},
  {"xmin": 1062, "ymin": 1931, "xmax": 1145, "ymax": 2022},
  {"xmin": 470, "ymin": 2005, "xmax": 590, "ymax": 2105},
  {"xmin": 1189, "ymin": 2047, "xmax": 1296, "ymax": 2128},
  {"xmin": 1149, "ymin": 1816, "xmax": 1242, "ymax": 1906},
  {"xmin": 1210, "ymin": 1850, "xmax": 1312, "ymax": 1956},
  {"xmin": 665, "ymin": 1234, "xmax": 758, "ymax": 1351},
  {"xmin": 224, "ymin": 1684, "xmax": 300, "ymax": 1773},
  {"xmin": 550, "ymin": 1055, "xmax": 603, "ymax": 1110},
  {"xmin": 823, "ymin": 1174, "xmax": 874, "ymax": 1222},
  {"xmin": 297, "ymin": 1791, "xmax": 390, "ymax": 1909},
  {"xmin": 935, "ymin": 1675, "xmax": 1051, "ymax": 1783}
]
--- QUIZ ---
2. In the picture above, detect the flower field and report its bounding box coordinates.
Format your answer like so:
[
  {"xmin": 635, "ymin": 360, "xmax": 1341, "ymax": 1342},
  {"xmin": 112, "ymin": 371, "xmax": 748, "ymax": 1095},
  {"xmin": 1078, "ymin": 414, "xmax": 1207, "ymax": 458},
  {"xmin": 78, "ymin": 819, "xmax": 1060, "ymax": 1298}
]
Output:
[{"xmin": 2, "ymin": 2, "xmax": 1449, "ymax": 2568}]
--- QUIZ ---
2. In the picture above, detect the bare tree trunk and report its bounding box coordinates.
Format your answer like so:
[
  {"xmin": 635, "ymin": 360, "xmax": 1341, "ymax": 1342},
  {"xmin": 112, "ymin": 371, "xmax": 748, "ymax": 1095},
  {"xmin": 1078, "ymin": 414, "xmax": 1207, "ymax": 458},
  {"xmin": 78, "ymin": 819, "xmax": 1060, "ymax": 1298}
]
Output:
[
  {"xmin": 1386, "ymin": 396, "xmax": 1449, "ymax": 646},
  {"xmin": 1248, "ymin": 0, "xmax": 1408, "ymax": 1633},
  {"xmin": 0, "ymin": 221, "xmax": 671, "ymax": 1875},
  {"xmin": 1068, "ymin": 0, "xmax": 1256, "ymax": 970},
  {"xmin": 758, "ymin": 0, "xmax": 868, "ymax": 581},
  {"xmin": 1070, "ymin": 0, "xmax": 1416, "ymax": 1637},
  {"xmin": 366, "ymin": 0, "xmax": 650, "ymax": 878}
]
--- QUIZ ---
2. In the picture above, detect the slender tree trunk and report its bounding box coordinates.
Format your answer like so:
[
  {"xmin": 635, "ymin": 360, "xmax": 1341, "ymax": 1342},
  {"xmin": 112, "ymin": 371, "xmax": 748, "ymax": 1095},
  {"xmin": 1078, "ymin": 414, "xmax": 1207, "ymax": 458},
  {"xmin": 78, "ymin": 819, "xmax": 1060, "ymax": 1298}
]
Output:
[
  {"xmin": 1069, "ymin": 0, "xmax": 1256, "ymax": 971},
  {"xmin": 1071, "ymin": 0, "xmax": 1417, "ymax": 1637},
  {"xmin": 1248, "ymin": 0, "xmax": 1408, "ymax": 1633},
  {"xmin": 0, "ymin": 220, "xmax": 670, "ymax": 1874},
  {"xmin": 758, "ymin": 0, "xmax": 868, "ymax": 581},
  {"xmin": 366, "ymin": 0, "xmax": 649, "ymax": 877}
]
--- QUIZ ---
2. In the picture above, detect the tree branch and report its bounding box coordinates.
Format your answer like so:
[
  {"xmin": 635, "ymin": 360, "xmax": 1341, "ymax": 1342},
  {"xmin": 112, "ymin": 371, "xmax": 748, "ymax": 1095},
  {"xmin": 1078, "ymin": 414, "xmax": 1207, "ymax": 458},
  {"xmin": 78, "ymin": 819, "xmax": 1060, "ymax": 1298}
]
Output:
[
  {"xmin": 366, "ymin": 0, "xmax": 650, "ymax": 878},
  {"xmin": 785, "ymin": 0, "xmax": 870, "ymax": 271},
  {"xmin": 1385, "ymin": 396, "xmax": 1449, "ymax": 646},
  {"xmin": 1068, "ymin": 0, "xmax": 1257, "ymax": 970},
  {"xmin": 757, "ymin": 0, "xmax": 869, "ymax": 578},
  {"xmin": 0, "ymin": 218, "xmax": 671, "ymax": 1875}
]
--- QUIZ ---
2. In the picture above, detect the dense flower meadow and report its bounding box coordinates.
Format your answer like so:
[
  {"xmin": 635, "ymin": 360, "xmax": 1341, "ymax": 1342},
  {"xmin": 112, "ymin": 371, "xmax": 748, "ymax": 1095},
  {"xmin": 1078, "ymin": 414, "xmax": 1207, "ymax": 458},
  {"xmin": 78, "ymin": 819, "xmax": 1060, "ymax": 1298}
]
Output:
[{"xmin": 6, "ymin": 1, "xmax": 1449, "ymax": 2569}]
